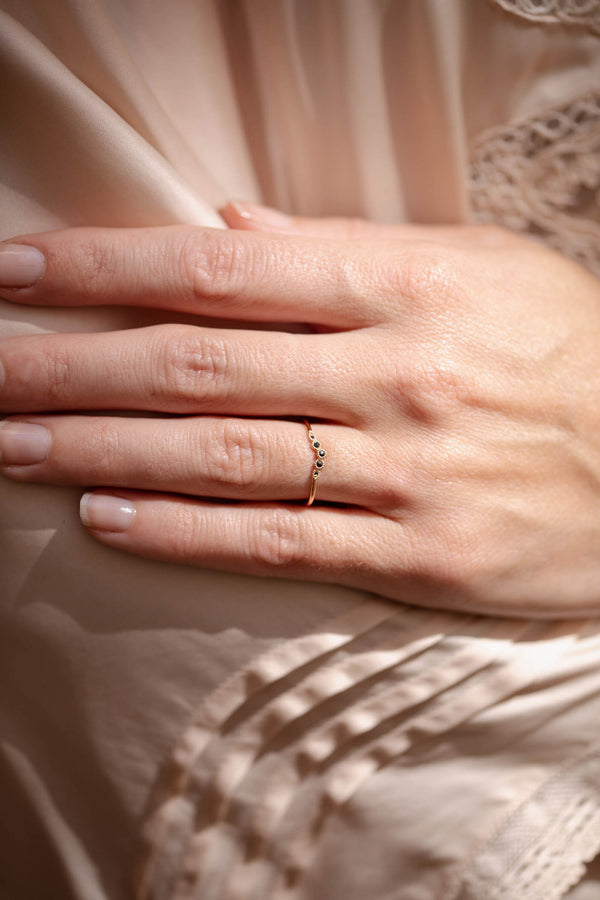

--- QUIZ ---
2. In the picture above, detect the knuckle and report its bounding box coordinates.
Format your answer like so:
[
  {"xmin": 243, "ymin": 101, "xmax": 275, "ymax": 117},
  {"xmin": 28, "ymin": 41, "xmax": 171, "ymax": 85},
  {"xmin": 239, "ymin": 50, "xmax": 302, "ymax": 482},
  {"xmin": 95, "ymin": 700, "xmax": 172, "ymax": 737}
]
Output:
[
  {"xmin": 334, "ymin": 247, "xmax": 373, "ymax": 311},
  {"xmin": 417, "ymin": 361, "xmax": 473, "ymax": 409},
  {"xmin": 380, "ymin": 361, "xmax": 447, "ymax": 425},
  {"xmin": 182, "ymin": 230, "xmax": 265, "ymax": 305},
  {"xmin": 387, "ymin": 245, "xmax": 459, "ymax": 308},
  {"xmin": 363, "ymin": 438, "xmax": 416, "ymax": 513},
  {"xmin": 167, "ymin": 503, "xmax": 204, "ymax": 559},
  {"xmin": 84, "ymin": 419, "xmax": 122, "ymax": 469},
  {"xmin": 77, "ymin": 236, "xmax": 120, "ymax": 292},
  {"xmin": 250, "ymin": 507, "xmax": 304, "ymax": 569},
  {"xmin": 369, "ymin": 471, "xmax": 414, "ymax": 515},
  {"xmin": 381, "ymin": 349, "xmax": 477, "ymax": 424},
  {"xmin": 155, "ymin": 325, "xmax": 230, "ymax": 408},
  {"xmin": 205, "ymin": 419, "xmax": 269, "ymax": 488},
  {"xmin": 4, "ymin": 337, "xmax": 74, "ymax": 407},
  {"xmin": 44, "ymin": 344, "xmax": 72, "ymax": 402}
]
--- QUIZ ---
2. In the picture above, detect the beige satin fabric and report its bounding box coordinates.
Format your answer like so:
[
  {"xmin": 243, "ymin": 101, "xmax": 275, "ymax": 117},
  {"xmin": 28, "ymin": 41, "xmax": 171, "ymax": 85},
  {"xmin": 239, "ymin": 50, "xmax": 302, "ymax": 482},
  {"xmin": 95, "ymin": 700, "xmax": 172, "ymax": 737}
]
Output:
[{"xmin": 1, "ymin": 2, "xmax": 600, "ymax": 898}]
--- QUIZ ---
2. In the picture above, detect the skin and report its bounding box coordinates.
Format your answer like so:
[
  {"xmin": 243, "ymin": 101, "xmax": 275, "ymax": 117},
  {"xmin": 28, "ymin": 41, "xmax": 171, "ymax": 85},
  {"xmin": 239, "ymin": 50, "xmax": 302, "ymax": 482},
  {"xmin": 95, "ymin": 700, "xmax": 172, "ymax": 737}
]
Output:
[{"xmin": 1, "ymin": 203, "xmax": 600, "ymax": 617}]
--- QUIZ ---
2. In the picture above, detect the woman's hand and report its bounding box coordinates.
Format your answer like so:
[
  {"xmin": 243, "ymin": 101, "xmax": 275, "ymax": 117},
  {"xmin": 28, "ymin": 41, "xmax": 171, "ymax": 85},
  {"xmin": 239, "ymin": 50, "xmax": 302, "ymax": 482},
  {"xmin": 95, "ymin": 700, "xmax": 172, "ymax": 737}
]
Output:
[{"xmin": 1, "ymin": 209, "xmax": 600, "ymax": 617}]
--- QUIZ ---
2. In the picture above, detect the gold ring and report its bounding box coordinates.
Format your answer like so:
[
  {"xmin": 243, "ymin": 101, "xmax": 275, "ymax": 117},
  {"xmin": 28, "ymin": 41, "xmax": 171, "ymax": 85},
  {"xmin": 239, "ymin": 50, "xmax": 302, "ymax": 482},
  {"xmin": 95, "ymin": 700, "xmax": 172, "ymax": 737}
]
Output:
[{"xmin": 303, "ymin": 420, "xmax": 327, "ymax": 506}]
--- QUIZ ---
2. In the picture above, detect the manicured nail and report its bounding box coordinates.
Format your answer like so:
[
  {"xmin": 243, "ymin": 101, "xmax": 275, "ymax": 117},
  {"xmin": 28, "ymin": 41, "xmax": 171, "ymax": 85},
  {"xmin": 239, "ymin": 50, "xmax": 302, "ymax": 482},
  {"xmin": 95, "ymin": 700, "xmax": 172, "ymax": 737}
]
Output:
[
  {"xmin": 0, "ymin": 243, "xmax": 46, "ymax": 288},
  {"xmin": 227, "ymin": 200, "xmax": 294, "ymax": 229},
  {"xmin": 80, "ymin": 492, "xmax": 136, "ymax": 532},
  {"xmin": 0, "ymin": 421, "xmax": 51, "ymax": 465}
]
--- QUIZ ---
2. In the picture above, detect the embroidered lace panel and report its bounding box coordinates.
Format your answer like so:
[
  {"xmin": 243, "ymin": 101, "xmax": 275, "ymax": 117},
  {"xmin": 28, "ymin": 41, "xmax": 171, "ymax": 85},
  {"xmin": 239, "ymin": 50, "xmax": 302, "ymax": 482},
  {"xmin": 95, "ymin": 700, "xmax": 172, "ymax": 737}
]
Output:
[
  {"xmin": 489, "ymin": 0, "xmax": 600, "ymax": 33},
  {"xmin": 469, "ymin": 92, "xmax": 600, "ymax": 278}
]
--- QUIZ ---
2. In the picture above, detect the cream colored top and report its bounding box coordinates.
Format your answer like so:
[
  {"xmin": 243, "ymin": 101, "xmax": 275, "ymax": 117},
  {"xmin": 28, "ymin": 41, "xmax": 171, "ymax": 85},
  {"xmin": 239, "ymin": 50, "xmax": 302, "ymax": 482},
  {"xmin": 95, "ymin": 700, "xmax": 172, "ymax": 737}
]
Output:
[{"xmin": 1, "ymin": 2, "xmax": 600, "ymax": 898}]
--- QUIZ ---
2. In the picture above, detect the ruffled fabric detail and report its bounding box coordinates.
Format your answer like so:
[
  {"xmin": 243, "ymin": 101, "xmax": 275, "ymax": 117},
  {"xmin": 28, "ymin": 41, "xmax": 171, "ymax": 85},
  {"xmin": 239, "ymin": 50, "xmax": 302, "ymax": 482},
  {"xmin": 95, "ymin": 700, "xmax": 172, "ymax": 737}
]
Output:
[
  {"xmin": 469, "ymin": 92, "xmax": 600, "ymax": 277},
  {"xmin": 133, "ymin": 603, "xmax": 589, "ymax": 899},
  {"xmin": 489, "ymin": 0, "xmax": 600, "ymax": 33}
]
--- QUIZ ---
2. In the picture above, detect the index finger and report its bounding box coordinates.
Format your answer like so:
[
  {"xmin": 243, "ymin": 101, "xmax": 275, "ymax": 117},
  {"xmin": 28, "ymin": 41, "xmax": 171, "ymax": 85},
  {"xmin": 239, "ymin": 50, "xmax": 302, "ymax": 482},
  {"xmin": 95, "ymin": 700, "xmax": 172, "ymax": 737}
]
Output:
[{"xmin": 0, "ymin": 226, "xmax": 392, "ymax": 329}]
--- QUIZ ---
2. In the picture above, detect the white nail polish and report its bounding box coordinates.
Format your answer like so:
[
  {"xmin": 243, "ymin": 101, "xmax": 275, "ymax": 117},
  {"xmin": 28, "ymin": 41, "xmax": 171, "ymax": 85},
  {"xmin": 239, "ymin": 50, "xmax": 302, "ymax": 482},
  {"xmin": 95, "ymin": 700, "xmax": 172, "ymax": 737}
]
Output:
[{"xmin": 80, "ymin": 492, "xmax": 136, "ymax": 532}]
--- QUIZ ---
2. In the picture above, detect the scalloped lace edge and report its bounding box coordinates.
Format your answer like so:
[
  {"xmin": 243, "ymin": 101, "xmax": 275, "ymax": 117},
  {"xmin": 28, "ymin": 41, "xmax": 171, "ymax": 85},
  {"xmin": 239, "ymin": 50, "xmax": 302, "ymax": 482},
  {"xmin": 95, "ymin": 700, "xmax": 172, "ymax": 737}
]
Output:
[
  {"xmin": 489, "ymin": 0, "xmax": 600, "ymax": 34},
  {"xmin": 469, "ymin": 91, "xmax": 600, "ymax": 279},
  {"xmin": 456, "ymin": 750, "xmax": 600, "ymax": 900}
]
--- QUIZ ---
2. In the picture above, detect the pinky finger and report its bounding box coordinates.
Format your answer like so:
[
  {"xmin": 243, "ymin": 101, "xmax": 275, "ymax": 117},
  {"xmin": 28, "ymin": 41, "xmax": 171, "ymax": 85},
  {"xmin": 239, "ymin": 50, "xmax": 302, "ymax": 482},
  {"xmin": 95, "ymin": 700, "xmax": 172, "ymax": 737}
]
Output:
[{"xmin": 79, "ymin": 491, "xmax": 406, "ymax": 593}]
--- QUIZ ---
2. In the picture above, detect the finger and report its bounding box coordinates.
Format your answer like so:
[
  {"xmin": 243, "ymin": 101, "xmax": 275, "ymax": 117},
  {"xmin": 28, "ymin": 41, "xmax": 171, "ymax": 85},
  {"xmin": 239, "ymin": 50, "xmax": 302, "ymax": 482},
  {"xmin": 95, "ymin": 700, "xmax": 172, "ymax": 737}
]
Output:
[
  {"xmin": 220, "ymin": 201, "xmax": 516, "ymax": 249},
  {"xmin": 220, "ymin": 201, "xmax": 391, "ymax": 238},
  {"xmin": 0, "ymin": 225, "xmax": 387, "ymax": 328},
  {"xmin": 0, "ymin": 416, "xmax": 379, "ymax": 507},
  {"xmin": 78, "ymin": 491, "xmax": 408, "ymax": 599},
  {"xmin": 0, "ymin": 324, "xmax": 357, "ymax": 420}
]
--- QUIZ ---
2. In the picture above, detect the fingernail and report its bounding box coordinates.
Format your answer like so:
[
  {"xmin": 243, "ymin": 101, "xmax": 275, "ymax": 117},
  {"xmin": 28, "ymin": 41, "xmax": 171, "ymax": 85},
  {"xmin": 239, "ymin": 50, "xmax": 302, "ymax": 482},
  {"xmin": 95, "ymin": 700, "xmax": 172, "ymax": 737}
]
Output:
[
  {"xmin": 80, "ymin": 492, "xmax": 136, "ymax": 532},
  {"xmin": 0, "ymin": 243, "xmax": 46, "ymax": 288},
  {"xmin": 0, "ymin": 421, "xmax": 51, "ymax": 465},
  {"xmin": 226, "ymin": 200, "xmax": 294, "ymax": 230}
]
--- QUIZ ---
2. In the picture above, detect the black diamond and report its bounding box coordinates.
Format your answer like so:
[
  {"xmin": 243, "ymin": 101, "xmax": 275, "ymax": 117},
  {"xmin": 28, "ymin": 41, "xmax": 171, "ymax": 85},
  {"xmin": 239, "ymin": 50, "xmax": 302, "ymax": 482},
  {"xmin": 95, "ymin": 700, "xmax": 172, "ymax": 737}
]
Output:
[
  {"xmin": 312, "ymin": 440, "xmax": 321, "ymax": 449},
  {"xmin": 316, "ymin": 459, "xmax": 324, "ymax": 468},
  {"xmin": 318, "ymin": 449, "xmax": 326, "ymax": 457}
]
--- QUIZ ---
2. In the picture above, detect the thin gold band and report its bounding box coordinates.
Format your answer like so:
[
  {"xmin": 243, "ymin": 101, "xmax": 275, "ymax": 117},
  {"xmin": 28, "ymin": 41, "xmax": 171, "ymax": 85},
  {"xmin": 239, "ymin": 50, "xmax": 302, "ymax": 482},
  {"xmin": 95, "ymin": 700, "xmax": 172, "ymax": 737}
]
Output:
[{"xmin": 303, "ymin": 420, "xmax": 327, "ymax": 506}]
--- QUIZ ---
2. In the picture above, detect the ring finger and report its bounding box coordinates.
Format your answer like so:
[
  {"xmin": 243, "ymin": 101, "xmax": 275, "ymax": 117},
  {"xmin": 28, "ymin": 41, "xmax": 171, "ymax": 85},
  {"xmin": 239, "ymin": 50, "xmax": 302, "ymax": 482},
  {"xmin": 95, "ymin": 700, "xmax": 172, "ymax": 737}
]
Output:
[{"xmin": 0, "ymin": 415, "xmax": 379, "ymax": 507}]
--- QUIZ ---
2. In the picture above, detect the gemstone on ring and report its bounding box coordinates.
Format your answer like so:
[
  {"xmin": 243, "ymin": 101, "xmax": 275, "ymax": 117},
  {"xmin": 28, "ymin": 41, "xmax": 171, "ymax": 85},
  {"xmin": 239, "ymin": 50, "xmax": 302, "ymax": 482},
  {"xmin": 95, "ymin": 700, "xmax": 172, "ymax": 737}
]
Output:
[{"xmin": 304, "ymin": 420, "xmax": 326, "ymax": 506}]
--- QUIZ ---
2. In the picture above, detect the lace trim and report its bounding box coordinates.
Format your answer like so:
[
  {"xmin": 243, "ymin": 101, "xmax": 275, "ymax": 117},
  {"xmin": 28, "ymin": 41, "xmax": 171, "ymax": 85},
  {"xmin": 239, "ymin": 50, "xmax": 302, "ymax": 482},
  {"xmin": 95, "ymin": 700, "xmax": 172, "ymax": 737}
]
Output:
[
  {"xmin": 457, "ymin": 749, "xmax": 600, "ymax": 900},
  {"xmin": 489, "ymin": 0, "xmax": 600, "ymax": 33},
  {"xmin": 468, "ymin": 92, "xmax": 600, "ymax": 278}
]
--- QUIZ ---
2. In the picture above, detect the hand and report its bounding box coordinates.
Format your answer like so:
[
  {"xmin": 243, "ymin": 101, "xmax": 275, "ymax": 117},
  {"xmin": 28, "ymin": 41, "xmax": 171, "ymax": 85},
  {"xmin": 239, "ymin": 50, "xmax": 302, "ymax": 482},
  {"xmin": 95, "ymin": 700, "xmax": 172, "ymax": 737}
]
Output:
[{"xmin": 1, "ymin": 208, "xmax": 600, "ymax": 618}]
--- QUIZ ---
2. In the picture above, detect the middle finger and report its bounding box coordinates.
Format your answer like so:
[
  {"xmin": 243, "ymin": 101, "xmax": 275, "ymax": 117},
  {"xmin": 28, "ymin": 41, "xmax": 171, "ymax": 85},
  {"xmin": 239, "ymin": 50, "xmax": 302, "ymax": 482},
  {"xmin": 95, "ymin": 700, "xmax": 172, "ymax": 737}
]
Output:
[{"xmin": 0, "ymin": 324, "xmax": 356, "ymax": 421}]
